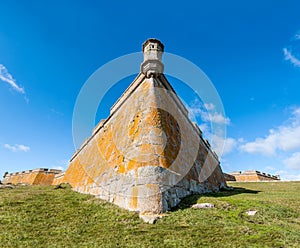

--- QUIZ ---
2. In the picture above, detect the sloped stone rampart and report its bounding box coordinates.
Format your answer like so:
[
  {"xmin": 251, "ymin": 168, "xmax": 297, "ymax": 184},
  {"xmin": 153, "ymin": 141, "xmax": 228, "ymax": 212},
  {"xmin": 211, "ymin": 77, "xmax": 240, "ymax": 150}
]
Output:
[
  {"xmin": 2, "ymin": 169, "xmax": 62, "ymax": 186},
  {"xmin": 59, "ymin": 76, "xmax": 226, "ymax": 213}
]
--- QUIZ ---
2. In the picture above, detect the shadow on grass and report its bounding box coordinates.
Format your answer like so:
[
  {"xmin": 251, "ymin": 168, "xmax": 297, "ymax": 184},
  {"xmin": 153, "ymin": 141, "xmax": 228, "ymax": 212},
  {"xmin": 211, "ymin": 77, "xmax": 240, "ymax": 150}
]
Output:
[{"xmin": 172, "ymin": 186, "xmax": 261, "ymax": 211}]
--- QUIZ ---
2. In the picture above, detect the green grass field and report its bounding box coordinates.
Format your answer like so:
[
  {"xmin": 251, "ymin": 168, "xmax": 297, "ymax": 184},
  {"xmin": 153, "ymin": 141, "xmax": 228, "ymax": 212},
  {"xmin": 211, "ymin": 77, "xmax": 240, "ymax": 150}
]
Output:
[{"xmin": 0, "ymin": 182, "xmax": 299, "ymax": 247}]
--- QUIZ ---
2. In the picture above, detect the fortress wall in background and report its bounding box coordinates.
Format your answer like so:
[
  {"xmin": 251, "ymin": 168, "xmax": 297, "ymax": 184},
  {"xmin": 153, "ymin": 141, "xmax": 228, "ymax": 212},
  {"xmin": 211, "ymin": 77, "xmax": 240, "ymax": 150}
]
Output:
[
  {"xmin": 223, "ymin": 173, "xmax": 236, "ymax": 181},
  {"xmin": 228, "ymin": 171, "xmax": 280, "ymax": 182},
  {"xmin": 2, "ymin": 168, "xmax": 62, "ymax": 186}
]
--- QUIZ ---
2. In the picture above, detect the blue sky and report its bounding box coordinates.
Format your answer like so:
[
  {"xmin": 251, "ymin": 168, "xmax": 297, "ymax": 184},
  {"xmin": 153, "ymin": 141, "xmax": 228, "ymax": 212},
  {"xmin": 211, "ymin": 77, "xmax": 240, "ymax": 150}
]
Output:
[{"xmin": 1, "ymin": 0, "xmax": 300, "ymax": 181}]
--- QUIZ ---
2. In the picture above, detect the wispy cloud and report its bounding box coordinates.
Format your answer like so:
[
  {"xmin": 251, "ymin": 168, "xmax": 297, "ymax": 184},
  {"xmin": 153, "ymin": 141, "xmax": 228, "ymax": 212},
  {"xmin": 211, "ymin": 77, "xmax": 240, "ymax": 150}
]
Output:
[
  {"xmin": 4, "ymin": 144, "xmax": 30, "ymax": 152},
  {"xmin": 283, "ymin": 174, "xmax": 300, "ymax": 181},
  {"xmin": 275, "ymin": 170, "xmax": 300, "ymax": 181},
  {"xmin": 295, "ymin": 31, "xmax": 300, "ymax": 40},
  {"xmin": 50, "ymin": 159, "xmax": 69, "ymax": 171},
  {"xmin": 210, "ymin": 135, "xmax": 237, "ymax": 156},
  {"xmin": 188, "ymin": 99, "xmax": 231, "ymax": 125},
  {"xmin": 265, "ymin": 166, "xmax": 276, "ymax": 172},
  {"xmin": 50, "ymin": 108, "xmax": 64, "ymax": 116},
  {"xmin": 283, "ymin": 152, "xmax": 300, "ymax": 170},
  {"xmin": 51, "ymin": 166, "xmax": 64, "ymax": 171},
  {"xmin": 187, "ymin": 98, "xmax": 233, "ymax": 157},
  {"xmin": 283, "ymin": 48, "xmax": 300, "ymax": 67},
  {"xmin": 204, "ymin": 112, "xmax": 231, "ymax": 125},
  {"xmin": 0, "ymin": 64, "xmax": 25, "ymax": 94},
  {"xmin": 240, "ymin": 107, "xmax": 300, "ymax": 155},
  {"xmin": 204, "ymin": 103, "xmax": 215, "ymax": 111}
]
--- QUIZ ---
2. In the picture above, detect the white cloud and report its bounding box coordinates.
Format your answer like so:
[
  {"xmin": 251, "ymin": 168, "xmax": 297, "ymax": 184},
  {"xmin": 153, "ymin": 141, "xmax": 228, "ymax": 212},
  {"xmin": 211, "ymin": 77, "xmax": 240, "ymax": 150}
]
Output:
[
  {"xmin": 240, "ymin": 107, "xmax": 300, "ymax": 155},
  {"xmin": 283, "ymin": 48, "xmax": 300, "ymax": 67},
  {"xmin": 295, "ymin": 33, "xmax": 300, "ymax": 40},
  {"xmin": 273, "ymin": 168, "xmax": 300, "ymax": 181},
  {"xmin": 205, "ymin": 112, "xmax": 231, "ymax": 125},
  {"xmin": 240, "ymin": 137, "xmax": 276, "ymax": 155},
  {"xmin": 283, "ymin": 152, "xmax": 300, "ymax": 169},
  {"xmin": 204, "ymin": 103, "xmax": 215, "ymax": 111},
  {"xmin": 50, "ymin": 160, "xmax": 69, "ymax": 171},
  {"xmin": 51, "ymin": 166, "xmax": 64, "ymax": 171},
  {"xmin": 4, "ymin": 144, "xmax": 30, "ymax": 152},
  {"xmin": 187, "ymin": 99, "xmax": 234, "ymax": 157},
  {"xmin": 188, "ymin": 106, "xmax": 201, "ymax": 117},
  {"xmin": 198, "ymin": 123, "xmax": 209, "ymax": 133},
  {"xmin": 211, "ymin": 135, "xmax": 237, "ymax": 156},
  {"xmin": 0, "ymin": 64, "xmax": 25, "ymax": 94},
  {"xmin": 281, "ymin": 173, "xmax": 300, "ymax": 181},
  {"xmin": 265, "ymin": 166, "xmax": 275, "ymax": 171},
  {"xmin": 188, "ymin": 100, "xmax": 231, "ymax": 125}
]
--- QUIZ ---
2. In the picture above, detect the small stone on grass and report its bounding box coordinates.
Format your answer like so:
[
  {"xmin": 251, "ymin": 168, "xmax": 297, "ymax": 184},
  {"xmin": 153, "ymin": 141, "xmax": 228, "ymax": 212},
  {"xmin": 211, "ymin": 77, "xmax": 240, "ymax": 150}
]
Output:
[
  {"xmin": 139, "ymin": 213, "xmax": 167, "ymax": 224},
  {"xmin": 192, "ymin": 203, "xmax": 215, "ymax": 209},
  {"xmin": 246, "ymin": 210, "xmax": 258, "ymax": 216}
]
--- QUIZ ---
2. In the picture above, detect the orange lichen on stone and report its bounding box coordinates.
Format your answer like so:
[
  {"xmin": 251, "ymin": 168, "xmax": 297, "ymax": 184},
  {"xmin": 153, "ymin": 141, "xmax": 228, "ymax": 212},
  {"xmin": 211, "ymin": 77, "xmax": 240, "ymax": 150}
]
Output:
[
  {"xmin": 128, "ymin": 113, "xmax": 141, "ymax": 137},
  {"xmin": 33, "ymin": 173, "xmax": 55, "ymax": 185},
  {"xmin": 129, "ymin": 186, "xmax": 139, "ymax": 210}
]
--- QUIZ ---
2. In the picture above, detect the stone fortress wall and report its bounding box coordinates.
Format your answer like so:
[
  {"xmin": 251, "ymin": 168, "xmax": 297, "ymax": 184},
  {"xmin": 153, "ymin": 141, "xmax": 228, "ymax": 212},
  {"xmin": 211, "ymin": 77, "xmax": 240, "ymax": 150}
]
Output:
[
  {"xmin": 58, "ymin": 75, "xmax": 227, "ymax": 213},
  {"xmin": 2, "ymin": 169, "xmax": 280, "ymax": 186},
  {"xmin": 2, "ymin": 168, "xmax": 62, "ymax": 186},
  {"xmin": 54, "ymin": 39, "xmax": 227, "ymax": 214},
  {"xmin": 227, "ymin": 170, "xmax": 280, "ymax": 182},
  {"xmin": 1, "ymin": 40, "xmax": 283, "ymax": 218},
  {"xmin": 1, "ymin": 39, "xmax": 228, "ymax": 215}
]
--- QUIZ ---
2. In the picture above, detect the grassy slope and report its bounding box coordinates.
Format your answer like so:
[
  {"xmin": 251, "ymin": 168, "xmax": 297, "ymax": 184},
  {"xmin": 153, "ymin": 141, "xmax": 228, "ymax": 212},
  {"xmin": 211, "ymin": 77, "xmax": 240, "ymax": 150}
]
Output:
[{"xmin": 0, "ymin": 182, "xmax": 299, "ymax": 248}]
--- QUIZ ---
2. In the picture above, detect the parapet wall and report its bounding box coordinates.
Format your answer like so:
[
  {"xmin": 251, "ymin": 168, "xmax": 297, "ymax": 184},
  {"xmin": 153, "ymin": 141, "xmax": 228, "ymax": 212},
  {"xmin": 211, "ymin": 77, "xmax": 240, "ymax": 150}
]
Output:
[
  {"xmin": 2, "ymin": 168, "xmax": 62, "ymax": 186},
  {"xmin": 228, "ymin": 171, "xmax": 280, "ymax": 182}
]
